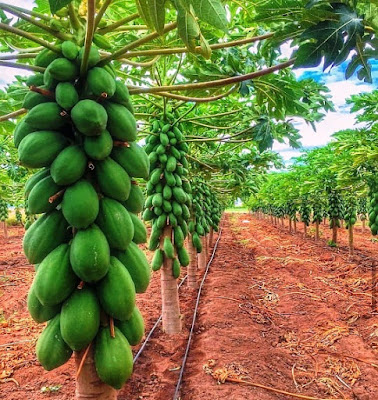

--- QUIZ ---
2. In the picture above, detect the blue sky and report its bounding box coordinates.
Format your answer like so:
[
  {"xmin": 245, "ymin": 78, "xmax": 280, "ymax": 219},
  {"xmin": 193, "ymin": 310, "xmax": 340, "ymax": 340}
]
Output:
[
  {"xmin": 2, "ymin": 1, "xmax": 377, "ymax": 164},
  {"xmin": 274, "ymin": 44, "xmax": 378, "ymax": 163}
]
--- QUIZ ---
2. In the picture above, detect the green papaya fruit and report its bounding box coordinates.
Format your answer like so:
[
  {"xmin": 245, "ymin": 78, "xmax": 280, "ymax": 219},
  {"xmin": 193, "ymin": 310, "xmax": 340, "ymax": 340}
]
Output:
[
  {"xmin": 104, "ymin": 102, "xmax": 137, "ymax": 141},
  {"xmin": 112, "ymin": 81, "xmax": 134, "ymax": 114},
  {"xmin": 129, "ymin": 212, "xmax": 147, "ymax": 244},
  {"xmin": 94, "ymin": 326, "xmax": 133, "ymax": 389},
  {"xmin": 71, "ymin": 100, "xmax": 108, "ymax": 136},
  {"xmin": 163, "ymin": 237, "xmax": 175, "ymax": 259},
  {"xmin": 165, "ymin": 171, "xmax": 176, "ymax": 187},
  {"xmin": 19, "ymin": 130, "xmax": 67, "ymax": 168},
  {"xmin": 116, "ymin": 307, "xmax": 144, "ymax": 346},
  {"xmin": 55, "ymin": 82, "xmax": 79, "ymax": 110},
  {"xmin": 33, "ymin": 244, "xmax": 77, "ymax": 306},
  {"xmin": 35, "ymin": 48, "xmax": 59, "ymax": 67},
  {"xmin": 26, "ymin": 73, "xmax": 44, "ymax": 87},
  {"xmin": 166, "ymin": 156, "xmax": 177, "ymax": 172},
  {"xmin": 96, "ymin": 256, "xmax": 136, "ymax": 320},
  {"xmin": 25, "ymin": 168, "xmax": 50, "ymax": 198},
  {"xmin": 87, "ymin": 67, "xmax": 116, "ymax": 97},
  {"xmin": 84, "ymin": 130, "xmax": 113, "ymax": 160},
  {"xmin": 173, "ymin": 226, "xmax": 184, "ymax": 248},
  {"xmin": 23, "ymin": 90, "xmax": 52, "ymax": 110},
  {"xmin": 93, "ymin": 34, "xmax": 112, "ymax": 50},
  {"xmin": 156, "ymin": 213, "xmax": 167, "ymax": 229},
  {"xmin": 111, "ymin": 142, "xmax": 150, "ymax": 179},
  {"xmin": 192, "ymin": 232, "xmax": 202, "ymax": 253},
  {"xmin": 62, "ymin": 180, "xmax": 99, "ymax": 229},
  {"xmin": 177, "ymin": 246, "xmax": 189, "ymax": 267},
  {"xmin": 143, "ymin": 208, "xmax": 154, "ymax": 222},
  {"xmin": 148, "ymin": 225, "xmax": 161, "ymax": 251},
  {"xmin": 168, "ymin": 212, "xmax": 178, "ymax": 227},
  {"xmin": 43, "ymin": 68, "xmax": 58, "ymax": 90},
  {"xmin": 162, "ymin": 200, "xmax": 172, "ymax": 214},
  {"xmin": 78, "ymin": 46, "xmax": 100, "ymax": 68},
  {"xmin": 25, "ymin": 103, "xmax": 66, "ymax": 130},
  {"xmin": 47, "ymin": 58, "xmax": 78, "ymax": 81},
  {"xmin": 172, "ymin": 258, "xmax": 180, "ymax": 278},
  {"xmin": 113, "ymin": 242, "xmax": 150, "ymax": 293},
  {"xmin": 122, "ymin": 183, "xmax": 144, "ymax": 214},
  {"xmin": 96, "ymin": 198, "xmax": 134, "ymax": 250},
  {"xmin": 36, "ymin": 314, "xmax": 73, "ymax": 371},
  {"xmin": 173, "ymin": 187, "xmax": 186, "ymax": 204},
  {"xmin": 23, "ymin": 210, "xmax": 69, "ymax": 264},
  {"xmin": 152, "ymin": 193, "xmax": 163, "ymax": 208},
  {"xmin": 151, "ymin": 249, "xmax": 164, "ymax": 271},
  {"xmin": 13, "ymin": 118, "xmax": 36, "ymax": 148},
  {"xmin": 28, "ymin": 175, "xmax": 62, "ymax": 214},
  {"xmin": 160, "ymin": 132, "xmax": 169, "ymax": 146},
  {"xmin": 61, "ymin": 41, "xmax": 79, "ymax": 60},
  {"xmin": 27, "ymin": 284, "xmax": 60, "ymax": 323},
  {"xmin": 95, "ymin": 158, "xmax": 131, "ymax": 201},
  {"xmin": 60, "ymin": 287, "xmax": 100, "ymax": 351},
  {"xmin": 150, "ymin": 168, "xmax": 162, "ymax": 185},
  {"xmin": 51, "ymin": 145, "xmax": 87, "ymax": 185},
  {"xmin": 172, "ymin": 201, "xmax": 182, "ymax": 217},
  {"xmin": 70, "ymin": 224, "xmax": 110, "ymax": 282}
]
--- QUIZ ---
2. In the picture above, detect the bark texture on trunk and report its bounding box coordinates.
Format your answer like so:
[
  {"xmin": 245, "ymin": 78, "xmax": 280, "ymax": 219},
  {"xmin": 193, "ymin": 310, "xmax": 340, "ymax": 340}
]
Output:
[
  {"xmin": 160, "ymin": 226, "xmax": 182, "ymax": 334},
  {"xmin": 303, "ymin": 223, "xmax": 307, "ymax": 237},
  {"xmin": 198, "ymin": 236, "xmax": 207, "ymax": 269},
  {"xmin": 332, "ymin": 220, "xmax": 338, "ymax": 244},
  {"xmin": 75, "ymin": 348, "xmax": 117, "ymax": 400},
  {"xmin": 348, "ymin": 225, "xmax": 354, "ymax": 255},
  {"xmin": 3, "ymin": 221, "xmax": 7, "ymax": 239},
  {"xmin": 209, "ymin": 228, "xmax": 214, "ymax": 248},
  {"xmin": 187, "ymin": 235, "xmax": 198, "ymax": 289},
  {"xmin": 362, "ymin": 219, "xmax": 366, "ymax": 233},
  {"xmin": 293, "ymin": 219, "xmax": 297, "ymax": 233},
  {"xmin": 289, "ymin": 219, "xmax": 292, "ymax": 233},
  {"xmin": 315, "ymin": 221, "xmax": 320, "ymax": 241}
]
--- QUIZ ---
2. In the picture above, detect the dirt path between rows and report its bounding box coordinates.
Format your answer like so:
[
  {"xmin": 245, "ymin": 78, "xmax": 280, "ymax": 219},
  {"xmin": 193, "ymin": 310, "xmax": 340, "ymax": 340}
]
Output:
[{"xmin": 0, "ymin": 215, "xmax": 377, "ymax": 400}]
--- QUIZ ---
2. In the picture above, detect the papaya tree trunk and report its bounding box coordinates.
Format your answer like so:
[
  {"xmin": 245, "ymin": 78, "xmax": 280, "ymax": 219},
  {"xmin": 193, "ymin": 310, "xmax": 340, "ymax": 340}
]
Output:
[
  {"xmin": 289, "ymin": 218, "xmax": 292, "ymax": 233},
  {"xmin": 187, "ymin": 235, "xmax": 198, "ymax": 289},
  {"xmin": 281, "ymin": 217, "xmax": 284, "ymax": 227},
  {"xmin": 198, "ymin": 237, "xmax": 206, "ymax": 269},
  {"xmin": 160, "ymin": 226, "xmax": 182, "ymax": 334},
  {"xmin": 75, "ymin": 347, "xmax": 117, "ymax": 400},
  {"xmin": 270, "ymin": 215, "xmax": 273, "ymax": 224},
  {"xmin": 3, "ymin": 221, "xmax": 8, "ymax": 239},
  {"xmin": 323, "ymin": 217, "xmax": 327, "ymax": 225},
  {"xmin": 348, "ymin": 225, "xmax": 354, "ymax": 255},
  {"xmin": 293, "ymin": 219, "xmax": 297, "ymax": 233},
  {"xmin": 362, "ymin": 219, "xmax": 366, "ymax": 233},
  {"xmin": 332, "ymin": 220, "xmax": 338, "ymax": 244},
  {"xmin": 209, "ymin": 227, "xmax": 214, "ymax": 248},
  {"xmin": 340, "ymin": 220, "xmax": 344, "ymax": 228},
  {"xmin": 303, "ymin": 223, "xmax": 307, "ymax": 237},
  {"xmin": 314, "ymin": 221, "xmax": 318, "ymax": 240}
]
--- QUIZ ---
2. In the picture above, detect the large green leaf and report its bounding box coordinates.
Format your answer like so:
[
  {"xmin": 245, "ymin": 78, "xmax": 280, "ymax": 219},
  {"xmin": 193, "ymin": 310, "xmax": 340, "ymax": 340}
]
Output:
[{"xmin": 190, "ymin": 0, "xmax": 228, "ymax": 32}]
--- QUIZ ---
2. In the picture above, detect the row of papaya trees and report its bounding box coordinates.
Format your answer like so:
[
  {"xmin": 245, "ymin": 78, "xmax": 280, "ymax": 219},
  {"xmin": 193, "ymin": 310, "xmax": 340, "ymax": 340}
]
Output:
[{"xmin": 1, "ymin": 0, "xmax": 378, "ymax": 399}]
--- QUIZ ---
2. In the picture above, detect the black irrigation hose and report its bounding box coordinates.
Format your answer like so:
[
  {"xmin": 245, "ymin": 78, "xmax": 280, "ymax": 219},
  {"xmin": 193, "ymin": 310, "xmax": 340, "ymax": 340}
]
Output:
[
  {"xmin": 133, "ymin": 274, "xmax": 188, "ymax": 363},
  {"xmin": 173, "ymin": 228, "xmax": 223, "ymax": 400}
]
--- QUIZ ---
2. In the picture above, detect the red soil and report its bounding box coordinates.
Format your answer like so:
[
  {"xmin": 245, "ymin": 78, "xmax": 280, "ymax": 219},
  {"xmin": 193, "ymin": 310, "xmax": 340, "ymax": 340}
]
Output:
[{"xmin": 0, "ymin": 215, "xmax": 377, "ymax": 400}]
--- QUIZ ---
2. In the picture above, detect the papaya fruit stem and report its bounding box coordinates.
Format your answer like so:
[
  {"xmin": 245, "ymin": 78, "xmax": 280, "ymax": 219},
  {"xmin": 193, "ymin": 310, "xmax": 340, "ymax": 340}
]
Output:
[
  {"xmin": 0, "ymin": 60, "xmax": 45, "ymax": 73},
  {"xmin": 75, "ymin": 342, "xmax": 92, "ymax": 379},
  {"xmin": 128, "ymin": 59, "xmax": 295, "ymax": 94},
  {"xmin": 48, "ymin": 189, "xmax": 65, "ymax": 204},
  {"xmin": 30, "ymin": 85, "xmax": 55, "ymax": 99},
  {"xmin": 0, "ymin": 108, "xmax": 27, "ymax": 122},
  {"xmin": 77, "ymin": 281, "xmax": 85, "ymax": 289},
  {"xmin": 88, "ymin": 161, "xmax": 95, "ymax": 170},
  {"xmin": 0, "ymin": 52, "xmax": 38, "ymax": 61},
  {"xmin": 109, "ymin": 317, "xmax": 115, "ymax": 338},
  {"xmin": 131, "ymin": 180, "xmax": 138, "ymax": 185},
  {"xmin": 0, "ymin": 22, "xmax": 60, "ymax": 53},
  {"xmin": 97, "ymin": 92, "xmax": 108, "ymax": 101},
  {"xmin": 0, "ymin": 4, "xmax": 73, "ymax": 41},
  {"xmin": 113, "ymin": 140, "xmax": 130, "ymax": 148},
  {"xmin": 80, "ymin": 0, "xmax": 96, "ymax": 76}
]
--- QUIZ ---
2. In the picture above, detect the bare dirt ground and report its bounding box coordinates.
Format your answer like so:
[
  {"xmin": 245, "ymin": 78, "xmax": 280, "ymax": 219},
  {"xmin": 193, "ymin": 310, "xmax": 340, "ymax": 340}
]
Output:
[{"xmin": 0, "ymin": 214, "xmax": 377, "ymax": 400}]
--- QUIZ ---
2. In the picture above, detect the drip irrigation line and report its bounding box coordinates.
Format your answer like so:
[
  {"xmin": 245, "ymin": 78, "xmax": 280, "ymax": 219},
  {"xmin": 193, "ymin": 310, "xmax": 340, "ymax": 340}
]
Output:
[
  {"xmin": 173, "ymin": 228, "xmax": 223, "ymax": 400},
  {"xmin": 133, "ymin": 274, "xmax": 188, "ymax": 363}
]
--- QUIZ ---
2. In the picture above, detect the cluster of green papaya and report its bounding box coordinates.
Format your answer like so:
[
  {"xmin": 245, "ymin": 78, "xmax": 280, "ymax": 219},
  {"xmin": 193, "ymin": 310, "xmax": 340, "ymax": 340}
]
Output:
[
  {"xmin": 312, "ymin": 202, "xmax": 323, "ymax": 223},
  {"xmin": 143, "ymin": 118, "xmax": 191, "ymax": 278},
  {"xmin": 327, "ymin": 190, "xmax": 343, "ymax": 228},
  {"xmin": 0, "ymin": 200, "xmax": 8, "ymax": 222},
  {"xmin": 299, "ymin": 197, "xmax": 311, "ymax": 226},
  {"xmin": 15, "ymin": 208, "xmax": 23, "ymax": 225},
  {"xmin": 208, "ymin": 191, "xmax": 222, "ymax": 232},
  {"xmin": 24, "ymin": 200, "xmax": 37, "ymax": 230},
  {"xmin": 15, "ymin": 41, "xmax": 151, "ymax": 390},
  {"xmin": 343, "ymin": 197, "xmax": 357, "ymax": 229},
  {"xmin": 368, "ymin": 181, "xmax": 378, "ymax": 235},
  {"xmin": 189, "ymin": 179, "xmax": 220, "ymax": 253}
]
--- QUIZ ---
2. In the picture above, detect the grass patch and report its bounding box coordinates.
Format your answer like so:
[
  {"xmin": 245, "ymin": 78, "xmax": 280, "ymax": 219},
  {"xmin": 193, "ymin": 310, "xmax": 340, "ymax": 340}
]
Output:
[{"xmin": 225, "ymin": 207, "xmax": 249, "ymax": 213}]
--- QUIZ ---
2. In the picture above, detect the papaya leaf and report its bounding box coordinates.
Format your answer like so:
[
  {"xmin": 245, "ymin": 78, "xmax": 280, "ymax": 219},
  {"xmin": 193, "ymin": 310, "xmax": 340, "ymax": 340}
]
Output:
[
  {"xmin": 190, "ymin": 0, "xmax": 228, "ymax": 32},
  {"xmin": 135, "ymin": 0, "xmax": 155, "ymax": 30},
  {"xmin": 175, "ymin": 1, "xmax": 200, "ymax": 51},
  {"xmin": 48, "ymin": 0, "xmax": 72, "ymax": 14},
  {"xmin": 148, "ymin": 0, "xmax": 166, "ymax": 35}
]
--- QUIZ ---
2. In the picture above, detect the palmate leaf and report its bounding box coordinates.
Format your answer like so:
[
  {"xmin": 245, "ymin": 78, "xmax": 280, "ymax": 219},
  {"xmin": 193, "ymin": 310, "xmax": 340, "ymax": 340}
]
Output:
[
  {"xmin": 294, "ymin": 3, "xmax": 365, "ymax": 70},
  {"xmin": 190, "ymin": 0, "xmax": 228, "ymax": 32},
  {"xmin": 136, "ymin": 0, "xmax": 165, "ymax": 34},
  {"xmin": 174, "ymin": 1, "xmax": 200, "ymax": 51}
]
